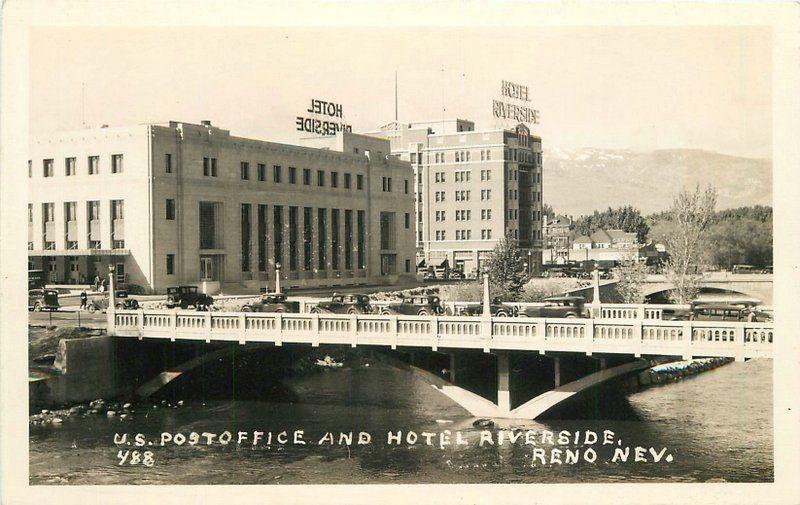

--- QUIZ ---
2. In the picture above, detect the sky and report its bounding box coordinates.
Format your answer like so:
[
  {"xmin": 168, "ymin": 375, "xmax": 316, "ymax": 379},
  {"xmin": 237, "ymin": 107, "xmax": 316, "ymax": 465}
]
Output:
[{"xmin": 30, "ymin": 26, "xmax": 771, "ymax": 158}]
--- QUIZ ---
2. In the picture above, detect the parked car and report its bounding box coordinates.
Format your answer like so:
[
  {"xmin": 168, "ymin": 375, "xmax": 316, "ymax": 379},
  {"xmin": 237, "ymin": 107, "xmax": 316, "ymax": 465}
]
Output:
[
  {"xmin": 380, "ymin": 295, "xmax": 445, "ymax": 316},
  {"xmin": 28, "ymin": 289, "xmax": 60, "ymax": 312},
  {"xmin": 88, "ymin": 290, "xmax": 140, "ymax": 312},
  {"xmin": 690, "ymin": 302, "xmax": 771, "ymax": 322},
  {"xmin": 448, "ymin": 270, "xmax": 465, "ymax": 280},
  {"xmin": 310, "ymin": 293, "xmax": 373, "ymax": 314},
  {"xmin": 422, "ymin": 269, "xmax": 437, "ymax": 281},
  {"xmin": 519, "ymin": 296, "xmax": 588, "ymax": 318},
  {"xmin": 241, "ymin": 292, "xmax": 300, "ymax": 313},
  {"xmin": 165, "ymin": 285, "xmax": 214, "ymax": 310},
  {"xmin": 458, "ymin": 297, "xmax": 519, "ymax": 317}
]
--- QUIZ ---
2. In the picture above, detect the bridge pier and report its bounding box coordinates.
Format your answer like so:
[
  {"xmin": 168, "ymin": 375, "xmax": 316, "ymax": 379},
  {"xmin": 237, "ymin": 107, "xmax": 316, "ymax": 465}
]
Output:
[
  {"xmin": 449, "ymin": 353, "xmax": 457, "ymax": 384},
  {"xmin": 553, "ymin": 357, "xmax": 561, "ymax": 388},
  {"xmin": 496, "ymin": 352, "xmax": 511, "ymax": 414}
]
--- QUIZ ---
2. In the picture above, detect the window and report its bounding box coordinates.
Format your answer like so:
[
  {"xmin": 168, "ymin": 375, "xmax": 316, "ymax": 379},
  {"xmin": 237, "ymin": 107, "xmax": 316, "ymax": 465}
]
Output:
[
  {"xmin": 289, "ymin": 166, "xmax": 297, "ymax": 184},
  {"xmin": 165, "ymin": 154, "xmax": 172, "ymax": 173},
  {"xmin": 344, "ymin": 173, "xmax": 351, "ymax": 189},
  {"xmin": 303, "ymin": 168, "xmax": 311, "ymax": 185},
  {"xmin": 405, "ymin": 259, "xmax": 411, "ymax": 273},
  {"xmin": 481, "ymin": 189, "xmax": 491, "ymax": 201},
  {"xmin": 166, "ymin": 254, "xmax": 175, "ymax": 275},
  {"xmin": 410, "ymin": 153, "xmax": 417, "ymax": 164},
  {"xmin": 241, "ymin": 204, "xmax": 251, "ymax": 272},
  {"xmin": 404, "ymin": 212, "xmax": 410, "ymax": 229},
  {"xmin": 43, "ymin": 159, "xmax": 54, "ymax": 177},
  {"xmin": 203, "ymin": 157, "xmax": 218, "ymax": 177},
  {"xmin": 111, "ymin": 154, "xmax": 123, "ymax": 173},
  {"xmin": 486, "ymin": 150, "xmax": 491, "ymax": 161},
  {"xmin": 331, "ymin": 209, "xmax": 340, "ymax": 270},
  {"xmin": 288, "ymin": 206, "xmax": 298, "ymax": 271},
  {"xmin": 318, "ymin": 208, "xmax": 327, "ymax": 270},
  {"xmin": 404, "ymin": 179, "xmax": 409, "ymax": 194},
  {"xmin": 166, "ymin": 199, "xmax": 176, "ymax": 220},
  {"xmin": 273, "ymin": 206, "xmax": 283, "ymax": 265},
  {"xmin": 65, "ymin": 157, "xmax": 76, "ymax": 176},
  {"xmin": 466, "ymin": 152, "xmax": 471, "ymax": 162},
  {"xmin": 455, "ymin": 152, "xmax": 460, "ymax": 163},
  {"xmin": 273, "ymin": 165, "xmax": 282, "ymax": 183},
  {"xmin": 357, "ymin": 174, "xmax": 364, "ymax": 190},
  {"xmin": 331, "ymin": 171, "xmax": 338, "ymax": 188},
  {"xmin": 303, "ymin": 207, "xmax": 312, "ymax": 271},
  {"xmin": 317, "ymin": 170, "xmax": 325, "ymax": 187},
  {"xmin": 241, "ymin": 161, "xmax": 250, "ymax": 180},
  {"xmin": 28, "ymin": 160, "xmax": 32, "ymax": 178},
  {"xmin": 382, "ymin": 177, "xmax": 393, "ymax": 192},
  {"xmin": 257, "ymin": 163, "xmax": 266, "ymax": 181}
]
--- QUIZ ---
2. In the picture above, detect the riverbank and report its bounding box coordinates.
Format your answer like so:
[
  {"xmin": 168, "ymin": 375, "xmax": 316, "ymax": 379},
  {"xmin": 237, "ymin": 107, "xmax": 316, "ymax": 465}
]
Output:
[{"xmin": 637, "ymin": 357, "xmax": 734, "ymax": 387}]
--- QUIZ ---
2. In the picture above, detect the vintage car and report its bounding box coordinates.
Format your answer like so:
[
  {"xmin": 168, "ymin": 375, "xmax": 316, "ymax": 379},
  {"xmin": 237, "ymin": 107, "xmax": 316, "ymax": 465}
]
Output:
[
  {"xmin": 310, "ymin": 293, "xmax": 373, "ymax": 314},
  {"xmin": 447, "ymin": 270, "xmax": 465, "ymax": 280},
  {"xmin": 689, "ymin": 302, "xmax": 772, "ymax": 322},
  {"xmin": 241, "ymin": 292, "xmax": 300, "ymax": 313},
  {"xmin": 88, "ymin": 290, "xmax": 140, "ymax": 312},
  {"xmin": 28, "ymin": 289, "xmax": 60, "ymax": 311},
  {"xmin": 458, "ymin": 297, "xmax": 519, "ymax": 317},
  {"xmin": 519, "ymin": 296, "xmax": 588, "ymax": 318},
  {"xmin": 380, "ymin": 295, "xmax": 446, "ymax": 316},
  {"xmin": 165, "ymin": 285, "xmax": 214, "ymax": 310}
]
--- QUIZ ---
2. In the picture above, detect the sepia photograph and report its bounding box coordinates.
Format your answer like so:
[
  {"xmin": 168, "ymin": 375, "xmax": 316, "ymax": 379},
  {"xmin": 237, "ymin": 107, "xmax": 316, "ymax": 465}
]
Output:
[{"xmin": 2, "ymin": 1, "xmax": 799, "ymax": 504}]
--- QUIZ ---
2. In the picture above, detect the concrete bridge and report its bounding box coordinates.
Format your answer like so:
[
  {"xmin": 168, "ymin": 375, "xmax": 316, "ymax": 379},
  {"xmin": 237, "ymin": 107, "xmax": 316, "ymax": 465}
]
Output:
[
  {"xmin": 566, "ymin": 273, "xmax": 773, "ymax": 306},
  {"xmin": 108, "ymin": 306, "xmax": 773, "ymax": 419}
]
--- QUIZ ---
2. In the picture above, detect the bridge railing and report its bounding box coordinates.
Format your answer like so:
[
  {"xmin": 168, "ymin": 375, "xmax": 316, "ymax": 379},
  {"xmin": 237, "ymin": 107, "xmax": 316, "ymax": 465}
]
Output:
[{"xmin": 111, "ymin": 309, "xmax": 772, "ymax": 360}]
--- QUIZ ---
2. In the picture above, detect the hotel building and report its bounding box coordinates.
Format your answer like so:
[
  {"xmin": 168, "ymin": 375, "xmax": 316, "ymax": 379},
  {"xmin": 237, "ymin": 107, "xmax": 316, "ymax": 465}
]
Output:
[
  {"xmin": 365, "ymin": 119, "xmax": 543, "ymax": 275},
  {"xmin": 27, "ymin": 121, "xmax": 416, "ymax": 293}
]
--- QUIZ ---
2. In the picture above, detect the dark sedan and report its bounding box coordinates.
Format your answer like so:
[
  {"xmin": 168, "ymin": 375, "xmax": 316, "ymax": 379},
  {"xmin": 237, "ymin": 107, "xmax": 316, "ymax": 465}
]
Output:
[
  {"xmin": 458, "ymin": 297, "xmax": 519, "ymax": 317},
  {"xmin": 380, "ymin": 295, "xmax": 445, "ymax": 316},
  {"xmin": 519, "ymin": 296, "xmax": 588, "ymax": 318},
  {"xmin": 311, "ymin": 293, "xmax": 373, "ymax": 314},
  {"xmin": 28, "ymin": 289, "xmax": 60, "ymax": 311},
  {"xmin": 241, "ymin": 292, "xmax": 300, "ymax": 313}
]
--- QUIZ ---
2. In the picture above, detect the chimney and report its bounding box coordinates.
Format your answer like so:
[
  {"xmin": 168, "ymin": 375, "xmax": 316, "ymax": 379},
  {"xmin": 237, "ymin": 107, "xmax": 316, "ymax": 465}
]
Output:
[{"xmin": 201, "ymin": 120, "xmax": 212, "ymax": 127}]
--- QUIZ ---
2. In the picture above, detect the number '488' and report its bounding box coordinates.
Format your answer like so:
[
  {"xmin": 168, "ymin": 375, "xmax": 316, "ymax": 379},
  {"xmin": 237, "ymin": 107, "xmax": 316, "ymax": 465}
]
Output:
[{"xmin": 117, "ymin": 450, "xmax": 154, "ymax": 467}]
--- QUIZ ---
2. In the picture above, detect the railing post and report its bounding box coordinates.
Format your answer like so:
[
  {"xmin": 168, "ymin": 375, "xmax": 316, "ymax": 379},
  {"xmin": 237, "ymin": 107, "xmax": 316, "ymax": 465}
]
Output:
[
  {"xmin": 585, "ymin": 318, "xmax": 594, "ymax": 356},
  {"xmin": 633, "ymin": 320, "xmax": 643, "ymax": 357},
  {"xmin": 311, "ymin": 312, "xmax": 320, "ymax": 346},
  {"xmin": 430, "ymin": 315, "xmax": 439, "ymax": 351},
  {"xmin": 536, "ymin": 318, "xmax": 547, "ymax": 355},
  {"xmin": 390, "ymin": 315, "xmax": 399, "ymax": 350},
  {"xmin": 350, "ymin": 314, "xmax": 358, "ymax": 348},
  {"xmin": 735, "ymin": 324, "xmax": 746, "ymax": 362},
  {"xmin": 481, "ymin": 316, "xmax": 492, "ymax": 353},
  {"xmin": 171, "ymin": 311, "xmax": 177, "ymax": 341},
  {"xmin": 274, "ymin": 313, "xmax": 283, "ymax": 347},
  {"xmin": 238, "ymin": 313, "xmax": 246, "ymax": 345},
  {"xmin": 636, "ymin": 305, "xmax": 646, "ymax": 320},
  {"xmin": 682, "ymin": 321, "xmax": 693, "ymax": 360},
  {"xmin": 137, "ymin": 308, "xmax": 145, "ymax": 335}
]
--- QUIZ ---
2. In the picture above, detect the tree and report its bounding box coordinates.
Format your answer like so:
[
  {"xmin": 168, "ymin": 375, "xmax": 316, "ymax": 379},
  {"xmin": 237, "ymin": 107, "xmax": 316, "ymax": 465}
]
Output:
[
  {"xmin": 663, "ymin": 185, "xmax": 717, "ymax": 303},
  {"xmin": 485, "ymin": 235, "xmax": 529, "ymax": 300},
  {"xmin": 572, "ymin": 205, "xmax": 650, "ymax": 243},
  {"xmin": 612, "ymin": 250, "xmax": 648, "ymax": 303}
]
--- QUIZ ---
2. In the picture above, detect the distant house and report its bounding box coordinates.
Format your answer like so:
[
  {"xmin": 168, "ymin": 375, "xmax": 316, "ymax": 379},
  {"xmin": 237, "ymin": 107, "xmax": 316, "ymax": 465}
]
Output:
[
  {"xmin": 589, "ymin": 229, "xmax": 637, "ymax": 249},
  {"xmin": 543, "ymin": 215, "xmax": 572, "ymax": 249},
  {"xmin": 572, "ymin": 235, "xmax": 593, "ymax": 250}
]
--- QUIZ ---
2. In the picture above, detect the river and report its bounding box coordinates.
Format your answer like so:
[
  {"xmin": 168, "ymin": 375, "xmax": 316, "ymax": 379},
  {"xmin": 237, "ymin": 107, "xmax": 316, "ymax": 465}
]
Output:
[{"xmin": 29, "ymin": 357, "xmax": 772, "ymax": 484}]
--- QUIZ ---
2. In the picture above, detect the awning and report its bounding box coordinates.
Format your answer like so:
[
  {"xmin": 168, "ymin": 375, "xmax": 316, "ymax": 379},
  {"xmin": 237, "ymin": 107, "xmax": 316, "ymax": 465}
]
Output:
[
  {"xmin": 439, "ymin": 259, "xmax": 450, "ymax": 268},
  {"xmin": 417, "ymin": 259, "xmax": 427, "ymax": 268},
  {"xmin": 29, "ymin": 249, "xmax": 131, "ymax": 257}
]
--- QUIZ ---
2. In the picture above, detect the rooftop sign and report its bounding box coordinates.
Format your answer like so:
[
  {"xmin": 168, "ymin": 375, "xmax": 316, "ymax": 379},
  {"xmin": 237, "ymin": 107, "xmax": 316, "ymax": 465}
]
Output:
[
  {"xmin": 296, "ymin": 99, "xmax": 352, "ymax": 136},
  {"xmin": 493, "ymin": 80, "xmax": 540, "ymax": 125}
]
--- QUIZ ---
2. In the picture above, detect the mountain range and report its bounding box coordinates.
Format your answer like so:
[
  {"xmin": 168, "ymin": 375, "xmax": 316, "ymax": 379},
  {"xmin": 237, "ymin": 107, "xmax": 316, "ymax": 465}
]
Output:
[{"xmin": 542, "ymin": 148, "xmax": 772, "ymax": 216}]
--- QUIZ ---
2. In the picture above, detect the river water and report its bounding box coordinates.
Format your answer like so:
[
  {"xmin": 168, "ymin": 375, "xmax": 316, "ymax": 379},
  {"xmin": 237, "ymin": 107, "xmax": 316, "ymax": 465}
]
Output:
[{"xmin": 29, "ymin": 357, "xmax": 772, "ymax": 484}]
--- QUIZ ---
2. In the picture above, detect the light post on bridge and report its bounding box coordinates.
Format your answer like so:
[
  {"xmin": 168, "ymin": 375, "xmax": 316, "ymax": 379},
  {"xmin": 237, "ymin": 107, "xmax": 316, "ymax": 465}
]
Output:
[
  {"xmin": 482, "ymin": 266, "xmax": 491, "ymax": 317},
  {"xmin": 274, "ymin": 262, "xmax": 282, "ymax": 294},
  {"xmin": 107, "ymin": 264, "xmax": 116, "ymax": 329}
]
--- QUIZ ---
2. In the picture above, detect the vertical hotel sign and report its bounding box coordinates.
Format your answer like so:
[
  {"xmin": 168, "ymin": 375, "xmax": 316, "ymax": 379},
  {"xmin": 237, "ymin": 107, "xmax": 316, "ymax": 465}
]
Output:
[{"xmin": 493, "ymin": 80, "xmax": 540, "ymax": 125}]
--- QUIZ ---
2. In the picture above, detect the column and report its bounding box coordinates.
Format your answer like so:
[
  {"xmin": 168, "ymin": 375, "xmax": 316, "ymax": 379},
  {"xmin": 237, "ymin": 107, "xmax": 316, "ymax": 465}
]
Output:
[
  {"xmin": 553, "ymin": 356, "xmax": 561, "ymax": 388},
  {"xmin": 496, "ymin": 352, "xmax": 510, "ymax": 413},
  {"xmin": 449, "ymin": 353, "xmax": 457, "ymax": 385}
]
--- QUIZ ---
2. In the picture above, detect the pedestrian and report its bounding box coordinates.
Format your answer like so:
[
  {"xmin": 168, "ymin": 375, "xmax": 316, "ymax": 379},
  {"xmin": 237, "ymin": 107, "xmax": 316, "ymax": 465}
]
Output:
[
  {"xmin": 93, "ymin": 275, "xmax": 101, "ymax": 292},
  {"xmin": 101, "ymin": 277, "xmax": 108, "ymax": 292},
  {"xmin": 80, "ymin": 290, "xmax": 88, "ymax": 311}
]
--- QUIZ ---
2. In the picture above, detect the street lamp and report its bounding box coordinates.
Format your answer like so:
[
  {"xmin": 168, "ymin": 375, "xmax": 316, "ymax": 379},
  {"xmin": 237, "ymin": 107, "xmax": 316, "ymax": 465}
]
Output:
[
  {"xmin": 482, "ymin": 265, "xmax": 491, "ymax": 317},
  {"xmin": 274, "ymin": 262, "xmax": 282, "ymax": 294}
]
